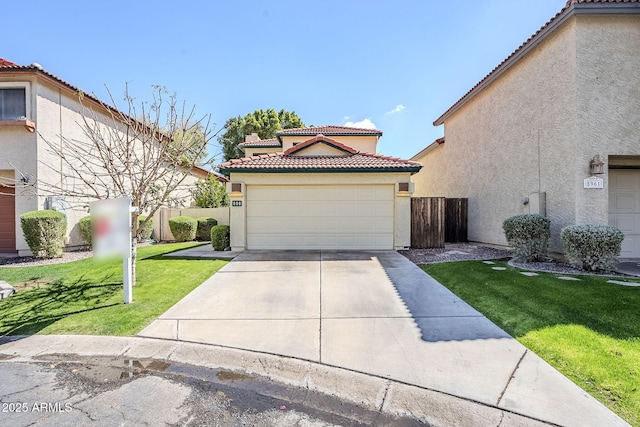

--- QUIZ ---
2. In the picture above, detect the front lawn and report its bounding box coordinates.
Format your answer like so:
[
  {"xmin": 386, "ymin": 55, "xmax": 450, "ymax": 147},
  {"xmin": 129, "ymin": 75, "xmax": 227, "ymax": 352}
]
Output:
[
  {"xmin": 0, "ymin": 243, "xmax": 227, "ymax": 336},
  {"xmin": 422, "ymin": 260, "xmax": 640, "ymax": 426}
]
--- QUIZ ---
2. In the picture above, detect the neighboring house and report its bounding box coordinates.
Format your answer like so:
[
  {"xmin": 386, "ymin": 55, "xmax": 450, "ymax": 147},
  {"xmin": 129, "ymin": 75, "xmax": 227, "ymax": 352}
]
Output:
[
  {"xmin": 0, "ymin": 58, "xmax": 211, "ymax": 255},
  {"xmin": 220, "ymin": 126, "xmax": 422, "ymax": 250},
  {"xmin": 411, "ymin": 0, "xmax": 640, "ymax": 257}
]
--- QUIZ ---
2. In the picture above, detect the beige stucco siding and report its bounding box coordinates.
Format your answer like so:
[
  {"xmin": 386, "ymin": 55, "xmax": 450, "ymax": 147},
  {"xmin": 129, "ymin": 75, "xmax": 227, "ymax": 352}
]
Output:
[
  {"xmin": 414, "ymin": 18, "xmax": 578, "ymax": 250},
  {"xmin": 280, "ymin": 135, "xmax": 378, "ymax": 153},
  {"xmin": 243, "ymin": 147, "xmax": 281, "ymax": 157},
  {"xmin": 574, "ymin": 14, "xmax": 640, "ymax": 226}
]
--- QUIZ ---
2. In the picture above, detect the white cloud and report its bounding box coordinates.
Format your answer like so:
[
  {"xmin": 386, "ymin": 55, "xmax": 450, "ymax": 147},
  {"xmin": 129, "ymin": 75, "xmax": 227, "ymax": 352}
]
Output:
[
  {"xmin": 344, "ymin": 118, "xmax": 377, "ymax": 129},
  {"xmin": 385, "ymin": 104, "xmax": 406, "ymax": 115}
]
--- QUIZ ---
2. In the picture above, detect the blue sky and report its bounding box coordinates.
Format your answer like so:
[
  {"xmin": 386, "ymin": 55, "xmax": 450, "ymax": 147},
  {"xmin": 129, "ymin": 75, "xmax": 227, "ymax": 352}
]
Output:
[{"xmin": 3, "ymin": 0, "xmax": 568, "ymax": 161}]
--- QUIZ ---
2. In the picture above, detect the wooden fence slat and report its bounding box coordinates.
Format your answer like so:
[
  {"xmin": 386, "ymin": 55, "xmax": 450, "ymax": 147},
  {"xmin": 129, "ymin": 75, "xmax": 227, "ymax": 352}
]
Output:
[
  {"xmin": 445, "ymin": 198, "xmax": 468, "ymax": 243},
  {"xmin": 411, "ymin": 197, "xmax": 468, "ymax": 248},
  {"xmin": 411, "ymin": 197, "xmax": 445, "ymax": 248}
]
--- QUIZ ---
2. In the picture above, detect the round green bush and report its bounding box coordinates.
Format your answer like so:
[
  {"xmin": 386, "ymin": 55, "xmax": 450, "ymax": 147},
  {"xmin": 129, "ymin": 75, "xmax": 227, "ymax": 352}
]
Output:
[
  {"xmin": 137, "ymin": 215, "xmax": 154, "ymax": 241},
  {"xmin": 168, "ymin": 216, "xmax": 197, "ymax": 242},
  {"xmin": 79, "ymin": 215, "xmax": 93, "ymax": 247},
  {"xmin": 20, "ymin": 210, "xmax": 67, "ymax": 258},
  {"xmin": 561, "ymin": 224, "xmax": 624, "ymax": 272},
  {"xmin": 196, "ymin": 217, "xmax": 218, "ymax": 241},
  {"xmin": 503, "ymin": 214, "xmax": 551, "ymax": 262},
  {"xmin": 211, "ymin": 225, "xmax": 230, "ymax": 251}
]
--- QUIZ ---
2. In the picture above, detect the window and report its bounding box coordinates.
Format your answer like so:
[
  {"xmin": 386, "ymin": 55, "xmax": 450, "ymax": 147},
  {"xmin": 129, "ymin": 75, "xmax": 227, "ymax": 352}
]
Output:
[{"xmin": 0, "ymin": 88, "xmax": 26, "ymax": 120}]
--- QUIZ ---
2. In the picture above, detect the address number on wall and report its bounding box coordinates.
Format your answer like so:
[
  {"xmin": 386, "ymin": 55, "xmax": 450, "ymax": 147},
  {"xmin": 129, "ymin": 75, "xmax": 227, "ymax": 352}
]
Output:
[
  {"xmin": 232, "ymin": 201, "xmax": 243, "ymax": 207},
  {"xmin": 584, "ymin": 176, "xmax": 604, "ymax": 189}
]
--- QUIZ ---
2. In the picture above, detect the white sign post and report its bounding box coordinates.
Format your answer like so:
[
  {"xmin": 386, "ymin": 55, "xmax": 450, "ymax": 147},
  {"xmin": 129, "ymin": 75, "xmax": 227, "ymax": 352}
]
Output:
[{"xmin": 90, "ymin": 196, "xmax": 138, "ymax": 304}]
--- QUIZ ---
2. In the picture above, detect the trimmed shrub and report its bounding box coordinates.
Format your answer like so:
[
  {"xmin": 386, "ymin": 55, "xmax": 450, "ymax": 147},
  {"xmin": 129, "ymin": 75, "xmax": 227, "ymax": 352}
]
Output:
[
  {"xmin": 196, "ymin": 217, "xmax": 218, "ymax": 241},
  {"xmin": 168, "ymin": 216, "xmax": 197, "ymax": 242},
  {"xmin": 211, "ymin": 225, "xmax": 230, "ymax": 251},
  {"xmin": 561, "ymin": 224, "xmax": 624, "ymax": 272},
  {"xmin": 79, "ymin": 215, "xmax": 93, "ymax": 247},
  {"xmin": 137, "ymin": 215, "xmax": 154, "ymax": 241},
  {"xmin": 502, "ymin": 214, "xmax": 550, "ymax": 262},
  {"xmin": 20, "ymin": 210, "xmax": 67, "ymax": 258}
]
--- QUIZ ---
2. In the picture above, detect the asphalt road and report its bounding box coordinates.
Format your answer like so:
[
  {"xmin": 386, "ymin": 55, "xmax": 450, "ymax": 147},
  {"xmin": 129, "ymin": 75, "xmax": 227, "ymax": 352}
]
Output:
[{"xmin": 0, "ymin": 355, "xmax": 427, "ymax": 426}]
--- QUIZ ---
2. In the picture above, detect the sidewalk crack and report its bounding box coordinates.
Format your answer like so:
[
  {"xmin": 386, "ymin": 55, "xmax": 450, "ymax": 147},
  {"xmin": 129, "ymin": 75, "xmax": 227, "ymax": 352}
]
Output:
[{"xmin": 497, "ymin": 349, "xmax": 527, "ymax": 406}]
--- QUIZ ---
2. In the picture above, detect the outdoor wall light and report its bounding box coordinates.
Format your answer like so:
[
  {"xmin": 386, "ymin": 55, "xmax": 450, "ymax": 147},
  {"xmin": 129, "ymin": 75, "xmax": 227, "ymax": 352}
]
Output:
[{"xmin": 590, "ymin": 155, "xmax": 605, "ymax": 175}]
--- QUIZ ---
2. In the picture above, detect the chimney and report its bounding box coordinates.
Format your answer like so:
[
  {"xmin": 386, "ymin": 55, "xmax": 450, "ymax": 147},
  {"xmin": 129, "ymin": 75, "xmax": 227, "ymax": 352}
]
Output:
[{"xmin": 244, "ymin": 133, "xmax": 260, "ymax": 143}]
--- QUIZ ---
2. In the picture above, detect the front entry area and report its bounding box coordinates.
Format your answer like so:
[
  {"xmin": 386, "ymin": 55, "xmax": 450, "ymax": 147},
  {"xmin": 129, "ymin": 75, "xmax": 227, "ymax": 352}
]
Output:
[
  {"xmin": 0, "ymin": 185, "xmax": 16, "ymax": 253},
  {"xmin": 245, "ymin": 185, "xmax": 394, "ymax": 250},
  {"xmin": 609, "ymin": 169, "xmax": 640, "ymax": 258}
]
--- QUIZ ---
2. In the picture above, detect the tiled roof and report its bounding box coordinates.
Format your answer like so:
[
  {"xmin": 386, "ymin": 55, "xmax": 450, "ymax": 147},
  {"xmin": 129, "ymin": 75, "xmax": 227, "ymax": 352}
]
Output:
[
  {"xmin": 219, "ymin": 152, "xmax": 422, "ymax": 174},
  {"xmin": 566, "ymin": 0, "xmax": 639, "ymax": 4},
  {"xmin": 276, "ymin": 125, "xmax": 383, "ymax": 136},
  {"xmin": 284, "ymin": 134, "xmax": 358, "ymax": 155},
  {"xmin": 433, "ymin": 0, "xmax": 640, "ymax": 126},
  {"xmin": 238, "ymin": 137, "xmax": 280, "ymax": 148},
  {"xmin": 0, "ymin": 58, "xmax": 18, "ymax": 67},
  {"xmin": 0, "ymin": 59, "xmax": 120, "ymax": 116}
]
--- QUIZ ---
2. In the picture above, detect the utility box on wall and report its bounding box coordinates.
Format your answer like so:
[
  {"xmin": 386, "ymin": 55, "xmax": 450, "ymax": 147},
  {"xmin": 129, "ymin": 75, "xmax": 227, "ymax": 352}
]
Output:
[{"xmin": 528, "ymin": 192, "xmax": 546, "ymax": 216}]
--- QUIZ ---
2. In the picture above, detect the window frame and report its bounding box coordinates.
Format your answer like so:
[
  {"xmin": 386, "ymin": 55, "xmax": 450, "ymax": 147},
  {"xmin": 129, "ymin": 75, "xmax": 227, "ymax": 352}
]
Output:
[{"xmin": 0, "ymin": 82, "xmax": 31, "ymax": 121}]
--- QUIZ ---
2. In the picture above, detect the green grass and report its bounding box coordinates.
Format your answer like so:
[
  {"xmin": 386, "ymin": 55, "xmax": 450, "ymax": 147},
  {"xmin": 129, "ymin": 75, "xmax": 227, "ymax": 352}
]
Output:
[
  {"xmin": 422, "ymin": 260, "xmax": 640, "ymax": 426},
  {"xmin": 0, "ymin": 243, "xmax": 227, "ymax": 336}
]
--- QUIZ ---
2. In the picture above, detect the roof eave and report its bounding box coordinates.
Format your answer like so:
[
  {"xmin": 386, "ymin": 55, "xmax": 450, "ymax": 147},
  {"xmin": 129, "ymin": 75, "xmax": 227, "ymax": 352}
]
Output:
[
  {"xmin": 219, "ymin": 166, "xmax": 422, "ymax": 175},
  {"xmin": 433, "ymin": 2, "xmax": 640, "ymax": 127}
]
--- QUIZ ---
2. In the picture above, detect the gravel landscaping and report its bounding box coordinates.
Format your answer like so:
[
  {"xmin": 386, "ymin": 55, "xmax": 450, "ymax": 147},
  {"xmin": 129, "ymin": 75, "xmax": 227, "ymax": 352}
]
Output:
[{"xmin": 399, "ymin": 243, "xmax": 512, "ymax": 264}]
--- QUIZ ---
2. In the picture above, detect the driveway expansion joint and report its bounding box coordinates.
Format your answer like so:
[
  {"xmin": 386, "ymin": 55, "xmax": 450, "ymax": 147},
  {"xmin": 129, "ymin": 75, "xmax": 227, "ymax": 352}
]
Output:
[{"xmin": 497, "ymin": 348, "xmax": 528, "ymax": 406}]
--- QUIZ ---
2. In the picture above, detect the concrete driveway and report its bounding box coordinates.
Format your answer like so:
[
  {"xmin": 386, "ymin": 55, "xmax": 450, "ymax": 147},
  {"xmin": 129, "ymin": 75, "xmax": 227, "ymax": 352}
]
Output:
[{"xmin": 139, "ymin": 250, "xmax": 627, "ymax": 426}]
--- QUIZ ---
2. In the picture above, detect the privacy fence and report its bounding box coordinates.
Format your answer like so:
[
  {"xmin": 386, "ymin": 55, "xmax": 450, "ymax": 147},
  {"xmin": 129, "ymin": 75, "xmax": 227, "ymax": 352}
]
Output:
[{"xmin": 410, "ymin": 197, "xmax": 468, "ymax": 249}]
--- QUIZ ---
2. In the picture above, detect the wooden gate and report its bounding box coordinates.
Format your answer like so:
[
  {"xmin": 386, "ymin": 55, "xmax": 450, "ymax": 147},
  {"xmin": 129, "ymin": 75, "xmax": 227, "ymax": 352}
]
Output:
[
  {"xmin": 0, "ymin": 186, "xmax": 16, "ymax": 252},
  {"xmin": 411, "ymin": 197, "xmax": 468, "ymax": 248},
  {"xmin": 411, "ymin": 197, "xmax": 445, "ymax": 248},
  {"xmin": 445, "ymin": 198, "xmax": 468, "ymax": 243}
]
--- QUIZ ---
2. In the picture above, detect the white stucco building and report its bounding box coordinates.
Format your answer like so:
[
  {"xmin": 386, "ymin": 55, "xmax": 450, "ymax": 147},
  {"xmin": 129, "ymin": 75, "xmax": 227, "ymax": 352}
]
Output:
[
  {"xmin": 0, "ymin": 58, "xmax": 209, "ymax": 255},
  {"xmin": 411, "ymin": 0, "xmax": 640, "ymax": 257}
]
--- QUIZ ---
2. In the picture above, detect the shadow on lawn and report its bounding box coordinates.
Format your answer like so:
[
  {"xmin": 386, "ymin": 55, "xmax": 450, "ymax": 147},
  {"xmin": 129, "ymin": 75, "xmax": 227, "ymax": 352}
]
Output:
[{"xmin": 0, "ymin": 274, "xmax": 121, "ymax": 336}]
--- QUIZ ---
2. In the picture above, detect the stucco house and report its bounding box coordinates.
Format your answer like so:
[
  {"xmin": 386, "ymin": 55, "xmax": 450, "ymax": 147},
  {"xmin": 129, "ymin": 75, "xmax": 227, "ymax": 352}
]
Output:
[
  {"xmin": 0, "ymin": 58, "xmax": 210, "ymax": 255},
  {"xmin": 411, "ymin": 0, "xmax": 640, "ymax": 257},
  {"xmin": 220, "ymin": 126, "xmax": 422, "ymax": 251}
]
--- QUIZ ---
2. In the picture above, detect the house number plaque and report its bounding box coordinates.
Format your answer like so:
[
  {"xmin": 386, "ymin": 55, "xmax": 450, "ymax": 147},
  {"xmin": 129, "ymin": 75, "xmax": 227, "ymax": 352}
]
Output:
[
  {"xmin": 583, "ymin": 176, "xmax": 604, "ymax": 189},
  {"xmin": 232, "ymin": 201, "xmax": 243, "ymax": 207}
]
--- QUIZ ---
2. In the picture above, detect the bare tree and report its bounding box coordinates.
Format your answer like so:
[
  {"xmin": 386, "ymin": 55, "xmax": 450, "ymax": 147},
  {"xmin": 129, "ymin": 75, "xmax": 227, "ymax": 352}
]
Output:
[{"xmin": 35, "ymin": 85, "xmax": 220, "ymax": 285}]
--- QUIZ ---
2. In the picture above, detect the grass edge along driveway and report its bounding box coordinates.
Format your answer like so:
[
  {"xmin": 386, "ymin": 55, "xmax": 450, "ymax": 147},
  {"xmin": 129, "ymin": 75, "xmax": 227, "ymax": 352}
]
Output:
[
  {"xmin": 0, "ymin": 243, "xmax": 227, "ymax": 337},
  {"xmin": 422, "ymin": 260, "xmax": 640, "ymax": 426}
]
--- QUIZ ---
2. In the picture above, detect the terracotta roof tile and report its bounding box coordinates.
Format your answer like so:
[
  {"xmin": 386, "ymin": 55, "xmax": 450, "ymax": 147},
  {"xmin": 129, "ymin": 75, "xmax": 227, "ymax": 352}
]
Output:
[
  {"xmin": 0, "ymin": 58, "xmax": 126, "ymax": 118},
  {"xmin": 284, "ymin": 134, "xmax": 358, "ymax": 155},
  {"xmin": 0, "ymin": 58, "xmax": 19, "ymax": 67},
  {"xmin": 434, "ymin": 0, "xmax": 640, "ymax": 126},
  {"xmin": 238, "ymin": 137, "xmax": 280, "ymax": 148},
  {"xmin": 276, "ymin": 125, "xmax": 382, "ymax": 136},
  {"xmin": 219, "ymin": 151, "xmax": 421, "ymax": 174}
]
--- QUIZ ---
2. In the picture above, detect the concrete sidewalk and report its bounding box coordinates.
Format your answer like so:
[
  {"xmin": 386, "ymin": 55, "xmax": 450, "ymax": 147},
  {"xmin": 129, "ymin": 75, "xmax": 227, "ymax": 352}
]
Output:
[{"xmin": 136, "ymin": 249, "xmax": 628, "ymax": 427}]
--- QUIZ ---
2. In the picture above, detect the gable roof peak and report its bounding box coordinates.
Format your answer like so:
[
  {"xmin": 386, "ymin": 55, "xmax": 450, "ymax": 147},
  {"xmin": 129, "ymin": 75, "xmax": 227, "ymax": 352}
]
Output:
[{"xmin": 284, "ymin": 134, "xmax": 358, "ymax": 156}]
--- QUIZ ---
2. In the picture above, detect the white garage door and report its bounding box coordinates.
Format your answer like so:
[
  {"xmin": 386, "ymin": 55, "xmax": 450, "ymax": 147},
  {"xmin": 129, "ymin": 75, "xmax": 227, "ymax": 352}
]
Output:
[
  {"xmin": 247, "ymin": 185, "xmax": 394, "ymax": 250},
  {"xmin": 609, "ymin": 169, "xmax": 640, "ymax": 258}
]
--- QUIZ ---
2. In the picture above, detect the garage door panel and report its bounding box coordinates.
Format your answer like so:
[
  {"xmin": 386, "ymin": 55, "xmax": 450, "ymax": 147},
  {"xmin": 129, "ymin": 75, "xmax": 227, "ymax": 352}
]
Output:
[{"xmin": 246, "ymin": 185, "xmax": 394, "ymax": 250}]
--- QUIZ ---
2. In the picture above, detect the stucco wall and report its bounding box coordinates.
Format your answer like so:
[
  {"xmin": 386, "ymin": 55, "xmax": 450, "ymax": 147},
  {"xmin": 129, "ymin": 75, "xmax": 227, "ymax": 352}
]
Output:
[
  {"xmin": 0, "ymin": 77, "xmax": 39, "ymax": 252},
  {"xmin": 243, "ymin": 147, "xmax": 281, "ymax": 157},
  {"xmin": 227, "ymin": 172, "xmax": 413, "ymax": 251},
  {"xmin": 574, "ymin": 14, "xmax": 640, "ymax": 225},
  {"xmin": 413, "ymin": 18, "xmax": 579, "ymax": 251},
  {"xmin": 280, "ymin": 135, "xmax": 378, "ymax": 153}
]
